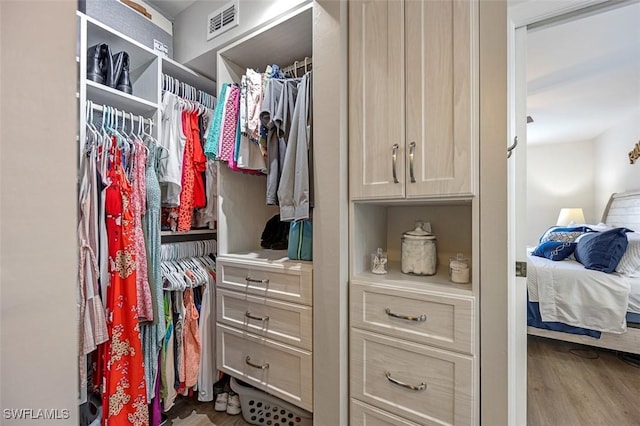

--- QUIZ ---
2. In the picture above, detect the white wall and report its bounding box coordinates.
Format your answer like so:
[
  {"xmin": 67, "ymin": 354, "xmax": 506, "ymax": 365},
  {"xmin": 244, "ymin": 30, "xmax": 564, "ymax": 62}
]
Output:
[
  {"xmin": 526, "ymin": 139, "xmax": 596, "ymax": 245},
  {"xmin": 1, "ymin": 1, "xmax": 78, "ymax": 424},
  {"xmin": 173, "ymin": 0, "xmax": 311, "ymax": 65},
  {"xmin": 594, "ymin": 110, "xmax": 640, "ymax": 218}
]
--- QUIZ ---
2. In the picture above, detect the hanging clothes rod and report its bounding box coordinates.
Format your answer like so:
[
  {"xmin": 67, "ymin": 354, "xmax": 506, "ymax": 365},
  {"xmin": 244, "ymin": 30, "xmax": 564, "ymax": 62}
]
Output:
[
  {"xmin": 281, "ymin": 56, "xmax": 312, "ymax": 76},
  {"xmin": 88, "ymin": 102, "xmax": 155, "ymax": 126},
  {"xmin": 161, "ymin": 73, "xmax": 216, "ymax": 109}
]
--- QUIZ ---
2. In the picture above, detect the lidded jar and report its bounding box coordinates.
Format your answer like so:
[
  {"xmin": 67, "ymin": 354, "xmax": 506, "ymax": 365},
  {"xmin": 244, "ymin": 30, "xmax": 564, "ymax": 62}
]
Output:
[{"xmin": 401, "ymin": 221, "xmax": 437, "ymax": 276}]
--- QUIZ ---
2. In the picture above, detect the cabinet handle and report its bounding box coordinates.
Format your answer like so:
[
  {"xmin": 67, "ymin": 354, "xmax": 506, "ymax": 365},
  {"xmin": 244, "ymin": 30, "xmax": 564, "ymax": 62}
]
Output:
[
  {"xmin": 245, "ymin": 311, "xmax": 269, "ymax": 321},
  {"xmin": 392, "ymin": 143, "xmax": 400, "ymax": 184},
  {"xmin": 385, "ymin": 371, "xmax": 427, "ymax": 391},
  {"xmin": 409, "ymin": 141, "xmax": 416, "ymax": 183},
  {"xmin": 246, "ymin": 276, "xmax": 269, "ymax": 284},
  {"xmin": 385, "ymin": 308, "xmax": 426, "ymax": 322},
  {"xmin": 245, "ymin": 356, "xmax": 269, "ymax": 370}
]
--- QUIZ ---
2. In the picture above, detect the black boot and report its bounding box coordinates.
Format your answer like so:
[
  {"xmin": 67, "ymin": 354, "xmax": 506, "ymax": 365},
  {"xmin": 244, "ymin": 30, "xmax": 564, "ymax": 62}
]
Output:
[
  {"xmin": 115, "ymin": 52, "xmax": 132, "ymax": 94},
  {"xmin": 86, "ymin": 43, "xmax": 109, "ymax": 84},
  {"xmin": 107, "ymin": 50, "xmax": 124, "ymax": 89}
]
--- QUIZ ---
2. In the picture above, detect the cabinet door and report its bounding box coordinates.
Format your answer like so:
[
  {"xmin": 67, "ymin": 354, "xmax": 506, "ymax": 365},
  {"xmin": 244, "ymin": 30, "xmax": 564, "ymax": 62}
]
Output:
[
  {"xmin": 405, "ymin": 0, "xmax": 476, "ymax": 198},
  {"xmin": 349, "ymin": 0, "xmax": 405, "ymax": 200}
]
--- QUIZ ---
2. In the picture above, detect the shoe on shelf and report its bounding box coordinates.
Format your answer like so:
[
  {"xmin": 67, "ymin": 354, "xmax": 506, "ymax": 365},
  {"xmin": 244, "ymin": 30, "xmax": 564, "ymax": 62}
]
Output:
[
  {"xmin": 226, "ymin": 393, "xmax": 241, "ymax": 416},
  {"xmin": 214, "ymin": 392, "xmax": 228, "ymax": 412},
  {"xmin": 86, "ymin": 43, "xmax": 110, "ymax": 85},
  {"xmin": 114, "ymin": 51, "xmax": 132, "ymax": 94}
]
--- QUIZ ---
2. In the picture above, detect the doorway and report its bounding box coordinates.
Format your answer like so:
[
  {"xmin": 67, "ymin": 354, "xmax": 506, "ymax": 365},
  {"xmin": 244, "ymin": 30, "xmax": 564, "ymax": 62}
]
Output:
[{"xmin": 508, "ymin": 0, "xmax": 640, "ymax": 424}]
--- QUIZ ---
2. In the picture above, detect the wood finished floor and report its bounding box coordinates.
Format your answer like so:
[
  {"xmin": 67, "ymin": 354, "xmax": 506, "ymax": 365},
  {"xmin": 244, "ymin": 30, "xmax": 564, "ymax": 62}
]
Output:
[
  {"xmin": 528, "ymin": 335, "xmax": 640, "ymax": 426},
  {"xmin": 165, "ymin": 396, "xmax": 251, "ymax": 426},
  {"xmin": 167, "ymin": 336, "xmax": 640, "ymax": 426}
]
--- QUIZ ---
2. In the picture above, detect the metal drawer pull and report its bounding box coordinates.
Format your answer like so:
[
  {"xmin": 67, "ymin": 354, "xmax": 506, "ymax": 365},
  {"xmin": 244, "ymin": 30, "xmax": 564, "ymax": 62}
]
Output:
[
  {"xmin": 392, "ymin": 143, "xmax": 400, "ymax": 184},
  {"xmin": 409, "ymin": 141, "xmax": 416, "ymax": 183},
  {"xmin": 246, "ymin": 276, "xmax": 269, "ymax": 284},
  {"xmin": 385, "ymin": 371, "xmax": 427, "ymax": 391},
  {"xmin": 245, "ymin": 356, "xmax": 269, "ymax": 370},
  {"xmin": 245, "ymin": 311, "xmax": 269, "ymax": 321},
  {"xmin": 385, "ymin": 308, "xmax": 426, "ymax": 322}
]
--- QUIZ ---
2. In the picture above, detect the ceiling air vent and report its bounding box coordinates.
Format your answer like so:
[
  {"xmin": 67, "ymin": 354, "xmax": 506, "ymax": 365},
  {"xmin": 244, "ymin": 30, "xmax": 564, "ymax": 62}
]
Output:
[{"xmin": 207, "ymin": 1, "xmax": 239, "ymax": 40}]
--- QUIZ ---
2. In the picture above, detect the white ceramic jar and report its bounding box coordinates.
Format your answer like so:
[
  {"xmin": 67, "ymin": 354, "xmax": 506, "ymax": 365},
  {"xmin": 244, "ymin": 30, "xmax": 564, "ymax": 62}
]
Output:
[
  {"xmin": 401, "ymin": 221, "xmax": 437, "ymax": 276},
  {"xmin": 449, "ymin": 253, "xmax": 470, "ymax": 283}
]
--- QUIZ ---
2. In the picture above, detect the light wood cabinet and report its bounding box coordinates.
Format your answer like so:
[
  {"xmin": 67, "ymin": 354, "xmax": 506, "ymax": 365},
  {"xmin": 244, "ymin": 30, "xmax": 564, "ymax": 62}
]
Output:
[
  {"xmin": 351, "ymin": 328, "xmax": 473, "ymax": 426},
  {"xmin": 217, "ymin": 323, "xmax": 313, "ymax": 411},
  {"xmin": 216, "ymin": 255, "xmax": 313, "ymax": 411},
  {"xmin": 351, "ymin": 281, "xmax": 474, "ymax": 355},
  {"xmin": 349, "ymin": 0, "xmax": 477, "ymax": 200},
  {"xmin": 349, "ymin": 276, "xmax": 477, "ymax": 425}
]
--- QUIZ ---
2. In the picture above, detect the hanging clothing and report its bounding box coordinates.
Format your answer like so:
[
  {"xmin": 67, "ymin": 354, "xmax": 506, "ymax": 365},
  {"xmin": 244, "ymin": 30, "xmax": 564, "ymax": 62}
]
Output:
[
  {"xmin": 278, "ymin": 72, "xmax": 313, "ymax": 221},
  {"xmin": 173, "ymin": 291, "xmax": 186, "ymax": 393},
  {"xmin": 102, "ymin": 144, "xmax": 149, "ymax": 426},
  {"xmin": 132, "ymin": 140, "xmax": 154, "ymax": 321},
  {"xmin": 175, "ymin": 111, "xmax": 196, "ymax": 232},
  {"xmin": 218, "ymin": 85, "xmax": 241, "ymax": 163},
  {"xmin": 78, "ymin": 149, "xmax": 109, "ymax": 389},
  {"xmin": 161, "ymin": 292, "xmax": 176, "ymax": 412},
  {"xmin": 191, "ymin": 112, "xmax": 207, "ymax": 209},
  {"xmin": 159, "ymin": 92, "xmax": 186, "ymax": 207},
  {"xmin": 141, "ymin": 140, "xmax": 166, "ymax": 402},
  {"xmin": 197, "ymin": 268, "xmax": 216, "ymax": 402},
  {"xmin": 182, "ymin": 287, "xmax": 201, "ymax": 388},
  {"xmin": 234, "ymin": 71, "xmax": 267, "ymax": 172},
  {"xmin": 245, "ymin": 69, "xmax": 264, "ymax": 142},
  {"xmin": 204, "ymin": 83, "xmax": 229, "ymax": 159}
]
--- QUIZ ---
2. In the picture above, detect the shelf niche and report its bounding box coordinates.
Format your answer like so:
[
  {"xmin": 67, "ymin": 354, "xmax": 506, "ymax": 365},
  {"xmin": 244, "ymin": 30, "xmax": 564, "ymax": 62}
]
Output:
[{"xmin": 352, "ymin": 201, "xmax": 473, "ymax": 292}]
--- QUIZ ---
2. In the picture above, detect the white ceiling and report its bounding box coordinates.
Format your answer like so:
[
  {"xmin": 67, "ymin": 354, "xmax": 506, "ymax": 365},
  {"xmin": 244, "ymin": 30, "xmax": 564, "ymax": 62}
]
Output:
[
  {"xmin": 526, "ymin": 2, "xmax": 640, "ymax": 145},
  {"xmin": 145, "ymin": 0, "xmax": 196, "ymax": 20}
]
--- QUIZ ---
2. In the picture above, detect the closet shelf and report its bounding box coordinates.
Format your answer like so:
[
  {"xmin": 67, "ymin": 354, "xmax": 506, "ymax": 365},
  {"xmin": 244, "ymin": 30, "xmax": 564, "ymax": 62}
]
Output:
[
  {"xmin": 84, "ymin": 13, "xmax": 156, "ymax": 61},
  {"xmin": 86, "ymin": 80, "xmax": 157, "ymax": 115},
  {"xmin": 160, "ymin": 229, "xmax": 217, "ymax": 236},
  {"xmin": 161, "ymin": 57, "xmax": 217, "ymax": 95},
  {"xmin": 352, "ymin": 261, "xmax": 473, "ymax": 297}
]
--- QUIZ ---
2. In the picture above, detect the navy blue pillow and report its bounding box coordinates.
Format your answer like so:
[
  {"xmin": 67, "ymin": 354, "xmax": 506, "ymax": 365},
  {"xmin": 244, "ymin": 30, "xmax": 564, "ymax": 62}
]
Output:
[
  {"xmin": 533, "ymin": 241, "xmax": 577, "ymax": 261},
  {"xmin": 539, "ymin": 226, "xmax": 594, "ymax": 244},
  {"xmin": 574, "ymin": 228, "xmax": 632, "ymax": 273}
]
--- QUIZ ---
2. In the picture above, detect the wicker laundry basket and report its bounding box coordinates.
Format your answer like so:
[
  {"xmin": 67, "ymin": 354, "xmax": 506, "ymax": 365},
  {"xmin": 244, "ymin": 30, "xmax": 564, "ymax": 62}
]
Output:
[{"xmin": 230, "ymin": 377, "xmax": 312, "ymax": 426}]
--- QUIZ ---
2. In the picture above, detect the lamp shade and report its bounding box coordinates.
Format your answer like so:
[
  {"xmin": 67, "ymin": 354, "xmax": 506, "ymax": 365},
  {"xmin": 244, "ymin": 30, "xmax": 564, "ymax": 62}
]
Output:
[{"xmin": 556, "ymin": 208, "xmax": 585, "ymax": 226}]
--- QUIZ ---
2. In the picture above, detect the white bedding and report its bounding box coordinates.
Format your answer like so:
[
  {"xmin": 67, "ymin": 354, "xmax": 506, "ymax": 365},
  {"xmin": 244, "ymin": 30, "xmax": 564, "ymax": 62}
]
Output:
[
  {"xmin": 527, "ymin": 253, "xmax": 631, "ymax": 333},
  {"xmin": 630, "ymin": 279, "xmax": 640, "ymax": 315}
]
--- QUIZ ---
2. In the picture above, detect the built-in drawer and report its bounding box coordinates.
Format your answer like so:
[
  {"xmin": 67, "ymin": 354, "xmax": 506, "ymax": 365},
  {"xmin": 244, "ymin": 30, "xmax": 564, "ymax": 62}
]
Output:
[
  {"xmin": 216, "ymin": 288, "xmax": 313, "ymax": 350},
  {"xmin": 217, "ymin": 323, "xmax": 313, "ymax": 412},
  {"xmin": 351, "ymin": 281, "xmax": 474, "ymax": 354},
  {"xmin": 351, "ymin": 328, "xmax": 474, "ymax": 426},
  {"xmin": 351, "ymin": 399, "xmax": 421, "ymax": 426},
  {"xmin": 217, "ymin": 257, "xmax": 312, "ymax": 306}
]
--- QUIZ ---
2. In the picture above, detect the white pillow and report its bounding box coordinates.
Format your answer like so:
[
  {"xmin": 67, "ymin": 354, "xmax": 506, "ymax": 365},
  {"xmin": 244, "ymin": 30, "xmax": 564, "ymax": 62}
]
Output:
[{"xmin": 616, "ymin": 232, "xmax": 640, "ymax": 277}]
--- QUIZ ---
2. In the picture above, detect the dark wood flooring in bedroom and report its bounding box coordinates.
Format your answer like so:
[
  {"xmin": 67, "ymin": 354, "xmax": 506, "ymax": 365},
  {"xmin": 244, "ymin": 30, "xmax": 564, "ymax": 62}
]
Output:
[{"xmin": 528, "ymin": 335, "xmax": 640, "ymax": 426}]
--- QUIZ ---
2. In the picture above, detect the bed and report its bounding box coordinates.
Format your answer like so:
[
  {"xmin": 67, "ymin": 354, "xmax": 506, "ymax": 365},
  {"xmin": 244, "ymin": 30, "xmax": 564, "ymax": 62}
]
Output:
[{"xmin": 527, "ymin": 190, "xmax": 640, "ymax": 355}]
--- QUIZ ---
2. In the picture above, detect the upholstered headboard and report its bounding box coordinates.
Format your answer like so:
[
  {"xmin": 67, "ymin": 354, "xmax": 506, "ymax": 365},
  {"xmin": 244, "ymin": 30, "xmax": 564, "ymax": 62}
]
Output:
[{"xmin": 601, "ymin": 190, "xmax": 640, "ymax": 232}]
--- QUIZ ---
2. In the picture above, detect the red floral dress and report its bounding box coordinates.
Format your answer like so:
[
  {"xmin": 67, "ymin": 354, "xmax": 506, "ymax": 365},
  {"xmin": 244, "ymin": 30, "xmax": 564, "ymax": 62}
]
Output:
[{"xmin": 102, "ymin": 144, "xmax": 149, "ymax": 426}]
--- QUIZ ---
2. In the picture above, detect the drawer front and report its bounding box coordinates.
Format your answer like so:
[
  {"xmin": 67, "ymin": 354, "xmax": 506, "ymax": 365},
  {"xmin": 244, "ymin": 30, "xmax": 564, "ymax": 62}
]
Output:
[
  {"xmin": 351, "ymin": 329, "xmax": 474, "ymax": 426},
  {"xmin": 351, "ymin": 399, "xmax": 421, "ymax": 426},
  {"xmin": 351, "ymin": 282, "xmax": 474, "ymax": 354},
  {"xmin": 217, "ymin": 288, "xmax": 313, "ymax": 350},
  {"xmin": 218, "ymin": 259, "xmax": 312, "ymax": 306},
  {"xmin": 217, "ymin": 323, "xmax": 313, "ymax": 412}
]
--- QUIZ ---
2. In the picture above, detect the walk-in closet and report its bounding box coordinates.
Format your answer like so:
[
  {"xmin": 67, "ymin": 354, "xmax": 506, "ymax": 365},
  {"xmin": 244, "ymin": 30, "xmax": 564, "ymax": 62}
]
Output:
[
  {"xmin": 2, "ymin": 1, "xmax": 511, "ymax": 426},
  {"xmin": 76, "ymin": 1, "xmax": 317, "ymax": 425}
]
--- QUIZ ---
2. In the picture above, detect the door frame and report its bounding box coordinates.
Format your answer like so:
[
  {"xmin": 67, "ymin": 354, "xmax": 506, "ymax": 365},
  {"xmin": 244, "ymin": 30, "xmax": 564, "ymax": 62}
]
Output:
[{"xmin": 506, "ymin": 0, "xmax": 608, "ymax": 424}]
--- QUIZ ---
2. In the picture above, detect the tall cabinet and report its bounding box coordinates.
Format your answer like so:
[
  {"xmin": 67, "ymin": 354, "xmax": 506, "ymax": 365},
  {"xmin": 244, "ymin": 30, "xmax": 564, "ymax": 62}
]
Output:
[
  {"xmin": 349, "ymin": 0, "xmax": 474, "ymax": 200},
  {"xmin": 348, "ymin": 0, "xmax": 479, "ymax": 425},
  {"xmin": 213, "ymin": 5, "xmax": 315, "ymax": 414}
]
